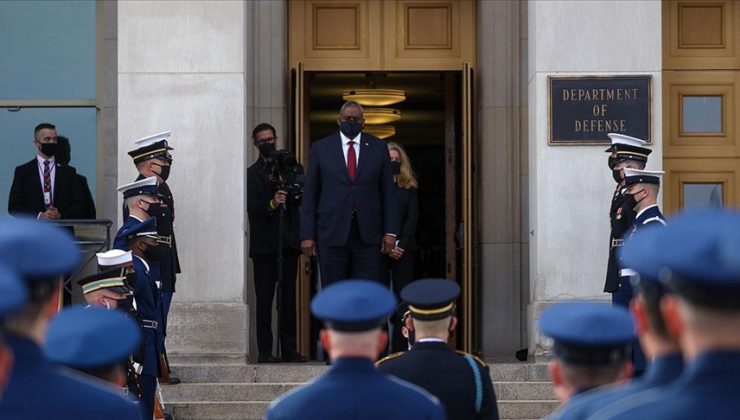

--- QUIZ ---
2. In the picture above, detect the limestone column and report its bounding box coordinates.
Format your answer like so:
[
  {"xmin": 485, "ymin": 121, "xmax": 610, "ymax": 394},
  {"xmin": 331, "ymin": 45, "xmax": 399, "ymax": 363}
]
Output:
[
  {"xmin": 527, "ymin": 0, "xmax": 663, "ymax": 357},
  {"xmin": 118, "ymin": 0, "xmax": 247, "ymax": 357}
]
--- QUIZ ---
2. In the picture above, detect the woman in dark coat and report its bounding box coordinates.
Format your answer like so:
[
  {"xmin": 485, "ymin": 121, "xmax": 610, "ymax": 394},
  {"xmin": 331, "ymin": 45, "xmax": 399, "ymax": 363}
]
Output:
[{"xmin": 384, "ymin": 141, "xmax": 419, "ymax": 353}]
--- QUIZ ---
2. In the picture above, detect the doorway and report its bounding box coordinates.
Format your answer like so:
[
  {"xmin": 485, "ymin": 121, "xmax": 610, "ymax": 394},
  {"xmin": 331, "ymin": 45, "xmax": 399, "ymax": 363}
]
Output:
[{"xmin": 291, "ymin": 69, "xmax": 478, "ymax": 357}]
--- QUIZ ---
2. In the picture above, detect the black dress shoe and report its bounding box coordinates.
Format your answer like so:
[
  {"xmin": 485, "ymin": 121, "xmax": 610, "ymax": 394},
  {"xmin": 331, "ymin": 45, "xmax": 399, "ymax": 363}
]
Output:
[
  {"xmin": 283, "ymin": 353, "xmax": 308, "ymax": 363},
  {"xmin": 258, "ymin": 354, "xmax": 279, "ymax": 363},
  {"xmin": 160, "ymin": 376, "xmax": 181, "ymax": 385}
]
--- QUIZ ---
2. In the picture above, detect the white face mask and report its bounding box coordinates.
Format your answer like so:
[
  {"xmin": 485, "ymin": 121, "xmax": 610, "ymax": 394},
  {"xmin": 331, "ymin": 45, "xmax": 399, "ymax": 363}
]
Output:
[{"xmin": 103, "ymin": 299, "xmax": 111, "ymax": 311}]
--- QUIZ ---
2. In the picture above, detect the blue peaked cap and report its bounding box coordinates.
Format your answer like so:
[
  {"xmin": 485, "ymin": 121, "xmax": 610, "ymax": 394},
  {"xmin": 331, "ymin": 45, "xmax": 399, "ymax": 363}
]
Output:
[
  {"xmin": 44, "ymin": 305, "xmax": 141, "ymax": 369},
  {"xmin": 311, "ymin": 280, "xmax": 397, "ymax": 332},
  {"xmin": 539, "ymin": 302, "xmax": 635, "ymax": 366},
  {"xmin": 629, "ymin": 210, "xmax": 740, "ymax": 308},
  {"xmin": 0, "ymin": 217, "xmax": 79, "ymax": 279},
  {"xmin": 115, "ymin": 217, "xmax": 157, "ymax": 245}
]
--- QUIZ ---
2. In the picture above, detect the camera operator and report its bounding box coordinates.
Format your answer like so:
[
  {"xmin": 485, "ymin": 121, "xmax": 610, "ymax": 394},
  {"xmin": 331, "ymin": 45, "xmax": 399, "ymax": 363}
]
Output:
[{"xmin": 247, "ymin": 123, "xmax": 307, "ymax": 363}]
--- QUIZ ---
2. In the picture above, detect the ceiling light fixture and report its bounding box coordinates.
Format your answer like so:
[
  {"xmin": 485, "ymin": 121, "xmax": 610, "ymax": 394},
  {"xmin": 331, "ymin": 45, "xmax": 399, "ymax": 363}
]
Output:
[
  {"xmin": 363, "ymin": 125, "xmax": 396, "ymax": 140},
  {"xmin": 362, "ymin": 108, "xmax": 401, "ymax": 125},
  {"xmin": 342, "ymin": 89, "xmax": 406, "ymax": 106}
]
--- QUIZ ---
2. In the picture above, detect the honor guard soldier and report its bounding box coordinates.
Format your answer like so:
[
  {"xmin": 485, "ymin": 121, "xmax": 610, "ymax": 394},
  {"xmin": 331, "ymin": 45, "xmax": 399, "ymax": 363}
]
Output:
[
  {"xmin": 0, "ymin": 263, "xmax": 27, "ymax": 399},
  {"xmin": 615, "ymin": 168, "xmax": 666, "ymax": 376},
  {"xmin": 115, "ymin": 177, "xmax": 161, "ymax": 249},
  {"xmin": 117, "ymin": 217, "xmax": 166, "ymax": 420},
  {"xmin": 377, "ymin": 279, "xmax": 500, "ymax": 420},
  {"xmin": 604, "ymin": 133, "xmax": 651, "ymax": 299},
  {"xmin": 549, "ymin": 226, "xmax": 683, "ymax": 420},
  {"xmin": 78, "ymin": 266, "xmax": 135, "ymax": 309},
  {"xmin": 593, "ymin": 210, "xmax": 740, "ymax": 419},
  {"xmin": 78, "ymin": 267, "xmax": 143, "ymax": 400},
  {"xmin": 0, "ymin": 217, "xmax": 141, "ymax": 420},
  {"xmin": 127, "ymin": 131, "xmax": 180, "ymax": 353},
  {"xmin": 538, "ymin": 302, "xmax": 635, "ymax": 410},
  {"xmin": 266, "ymin": 280, "xmax": 444, "ymax": 420},
  {"xmin": 44, "ymin": 306, "xmax": 141, "ymax": 391}
]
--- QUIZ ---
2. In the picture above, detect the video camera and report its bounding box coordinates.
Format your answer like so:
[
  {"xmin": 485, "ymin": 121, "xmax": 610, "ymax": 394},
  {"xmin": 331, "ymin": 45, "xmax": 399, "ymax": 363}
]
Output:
[{"xmin": 264, "ymin": 149, "xmax": 305, "ymax": 203}]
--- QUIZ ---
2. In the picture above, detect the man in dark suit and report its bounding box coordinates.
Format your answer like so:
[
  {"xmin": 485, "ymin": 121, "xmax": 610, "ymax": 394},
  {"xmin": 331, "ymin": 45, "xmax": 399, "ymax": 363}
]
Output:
[
  {"xmin": 56, "ymin": 136, "xmax": 96, "ymax": 219},
  {"xmin": 7, "ymin": 123, "xmax": 86, "ymax": 219},
  {"xmin": 377, "ymin": 279, "xmax": 500, "ymax": 420},
  {"xmin": 247, "ymin": 123, "xmax": 307, "ymax": 363},
  {"xmin": 300, "ymin": 101, "xmax": 399, "ymax": 285}
]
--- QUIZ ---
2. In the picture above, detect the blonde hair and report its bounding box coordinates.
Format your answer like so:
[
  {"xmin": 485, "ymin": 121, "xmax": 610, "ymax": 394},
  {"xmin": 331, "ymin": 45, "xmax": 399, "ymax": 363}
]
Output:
[{"xmin": 387, "ymin": 142, "xmax": 418, "ymax": 190}]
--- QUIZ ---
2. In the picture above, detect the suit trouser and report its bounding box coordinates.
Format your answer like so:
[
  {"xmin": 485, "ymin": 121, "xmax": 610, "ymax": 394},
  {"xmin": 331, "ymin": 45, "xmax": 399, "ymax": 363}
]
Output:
[
  {"xmin": 139, "ymin": 373, "xmax": 156, "ymax": 420},
  {"xmin": 381, "ymin": 251, "xmax": 415, "ymax": 353},
  {"xmin": 612, "ymin": 276, "xmax": 647, "ymax": 375},
  {"xmin": 318, "ymin": 217, "xmax": 383, "ymax": 286},
  {"xmin": 251, "ymin": 250, "xmax": 299, "ymax": 357}
]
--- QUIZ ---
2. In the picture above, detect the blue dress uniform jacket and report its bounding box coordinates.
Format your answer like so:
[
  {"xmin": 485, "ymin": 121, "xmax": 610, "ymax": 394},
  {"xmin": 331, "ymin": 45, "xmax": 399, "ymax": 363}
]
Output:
[
  {"xmin": 0, "ymin": 334, "xmax": 141, "ymax": 420},
  {"xmin": 593, "ymin": 351, "xmax": 740, "ymax": 420},
  {"xmin": 548, "ymin": 353, "xmax": 683, "ymax": 420},
  {"xmin": 266, "ymin": 357, "xmax": 444, "ymax": 420},
  {"xmin": 377, "ymin": 341, "xmax": 500, "ymax": 420},
  {"xmin": 132, "ymin": 255, "xmax": 163, "ymax": 377}
]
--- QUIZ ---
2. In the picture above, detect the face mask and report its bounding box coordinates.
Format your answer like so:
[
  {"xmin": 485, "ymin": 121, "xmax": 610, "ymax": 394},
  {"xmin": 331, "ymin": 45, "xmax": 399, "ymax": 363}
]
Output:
[
  {"xmin": 152, "ymin": 163, "xmax": 171, "ymax": 181},
  {"xmin": 608, "ymin": 156, "xmax": 618, "ymax": 170},
  {"xmin": 143, "ymin": 201, "xmax": 162, "ymax": 217},
  {"xmin": 118, "ymin": 296, "xmax": 134, "ymax": 312},
  {"xmin": 104, "ymin": 300, "xmax": 111, "ymax": 311},
  {"xmin": 407, "ymin": 327, "xmax": 416, "ymax": 348},
  {"xmin": 40, "ymin": 143, "xmax": 58, "ymax": 157},
  {"xmin": 143, "ymin": 244, "xmax": 159, "ymax": 261},
  {"xmin": 624, "ymin": 189, "xmax": 645, "ymax": 210},
  {"xmin": 340, "ymin": 120, "xmax": 362, "ymax": 139},
  {"xmin": 257, "ymin": 142, "xmax": 276, "ymax": 157},
  {"xmin": 126, "ymin": 271, "xmax": 137, "ymax": 289},
  {"xmin": 391, "ymin": 161, "xmax": 401, "ymax": 175},
  {"xmin": 612, "ymin": 169, "xmax": 623, "ymax": 183}
]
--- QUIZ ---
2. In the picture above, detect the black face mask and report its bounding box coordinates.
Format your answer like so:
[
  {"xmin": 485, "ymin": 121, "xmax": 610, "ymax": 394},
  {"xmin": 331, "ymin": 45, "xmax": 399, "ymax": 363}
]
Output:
[
  {"xmin": 125, "ymin": 272, "xmax": 137, "ymax": 289},
  {"xmin": 117, "ymin": 296, "xmax": 134, "ymax": 313},
  {"xmin": 144, "ymin": 201, "xmax": 162, "ymax": 217},
  {"xmin": 608, "ymin": 156, "xmax": 619, "ymax": 170},
  {"xmin": 257, "ymin": 142, "xmax": 276, "ymax": 157},
  {"xmin": 340, "ymin": 120, "xmax": 362, "ymax": 139},
  {"xmin": 153, "ymin": 163, "xmax": 171, "ymax": 181},
  {"xmin": 624, "ymin": 189, "xmax": 645, "ymax": 210},
  {"xmin": 142, "ymin": 243, "xmax": 159, "ymax": 261},
  {"xmin": 391, "ymin": 161, "xmax": 401, "ymax": 175},
  {"xmin": 612, "ymin": 169, "xmax": 623, "ymax": 183},
  {"xmin": 40, "ymin": 143, "xmax": 58, "ymax": 157}
]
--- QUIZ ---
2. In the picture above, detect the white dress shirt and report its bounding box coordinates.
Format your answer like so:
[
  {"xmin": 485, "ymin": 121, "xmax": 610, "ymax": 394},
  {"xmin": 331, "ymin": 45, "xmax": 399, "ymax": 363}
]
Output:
[{"xmin": 339, "ymin": 131, "xmax": 361, "ymax": 167}]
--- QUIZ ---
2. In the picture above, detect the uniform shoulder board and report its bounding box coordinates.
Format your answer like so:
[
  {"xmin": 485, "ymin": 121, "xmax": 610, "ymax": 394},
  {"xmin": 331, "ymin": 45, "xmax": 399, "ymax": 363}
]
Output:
[
  {"xmin": 375, "ymin": 351, "xmax": 406, "ymax": 367},
  {"xmin": 455, "ymin": 350, "xmax": 486, "ymax": 367}
]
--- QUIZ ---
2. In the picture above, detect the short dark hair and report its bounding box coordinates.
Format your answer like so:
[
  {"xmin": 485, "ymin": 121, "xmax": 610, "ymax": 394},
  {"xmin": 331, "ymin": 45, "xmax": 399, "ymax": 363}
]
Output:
[
  {"xmin": 34, "ymin": 123, "xmax": 56, "ymax": 138},
  {"xmin": 636, "ymin": 280, "xmax": 670, "ymax": 339},
  {"xmin": 252, "ymin": 123, "xmax": 276, "ymax": 142}
]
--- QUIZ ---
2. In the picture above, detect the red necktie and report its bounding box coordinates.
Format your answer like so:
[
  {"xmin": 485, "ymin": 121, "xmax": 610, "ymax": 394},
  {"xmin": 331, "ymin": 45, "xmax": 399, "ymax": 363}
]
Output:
[
  {"xmin": 43, "ymin": 160, "xmax": 52, "ymax": 208},
  {"xmin": 347, "ymin": 141, "xmax": 357, "ymax": 181}
]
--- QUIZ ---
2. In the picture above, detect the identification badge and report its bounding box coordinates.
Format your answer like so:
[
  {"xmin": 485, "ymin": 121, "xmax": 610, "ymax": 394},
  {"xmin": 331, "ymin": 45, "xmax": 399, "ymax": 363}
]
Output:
[{"xmin": 43, "ymin": 191, "xmax": 52, "ymax": 207}]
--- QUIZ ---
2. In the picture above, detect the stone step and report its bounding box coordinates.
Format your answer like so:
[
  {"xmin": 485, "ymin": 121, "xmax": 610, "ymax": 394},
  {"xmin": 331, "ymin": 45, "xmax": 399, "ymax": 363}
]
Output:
[
  {"xmin": 170, "ymin": 362, "xmax": 550, "ymax": 383},
  {"xmin": 163, "ymin": 381, "xmax": 555, "ymax": 403},
  {"xmin": 167, "ymin": 400, "xmax": 560, "ymax": 420}
]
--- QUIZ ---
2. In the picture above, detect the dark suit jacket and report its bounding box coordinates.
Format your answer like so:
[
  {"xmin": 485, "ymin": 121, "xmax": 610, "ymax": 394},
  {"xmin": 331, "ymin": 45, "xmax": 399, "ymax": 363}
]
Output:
[
  {"xmin": 8, "ymin": 159, "xmax": 86, "ymax": 219},
  {"xmin": 377, "ymin": 341, "xmax": 499, "ymax": 420},
  {"xmin": 396, "ymin": 185, "xmax": 418, "ymax": 251},
  {"xmin": 247, "ymin": 157, "xmax": 301, "ymax": 256},
  {"xmin": 300, "ymin": 132, "xmax": 399, "ymax": 247}
]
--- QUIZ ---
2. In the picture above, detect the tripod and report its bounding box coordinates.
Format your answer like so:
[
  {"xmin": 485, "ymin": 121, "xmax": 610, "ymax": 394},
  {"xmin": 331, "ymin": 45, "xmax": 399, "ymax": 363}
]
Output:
[{"xmin": 275, "ymin": 202, "xmax": 286, "ymax": 361}]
